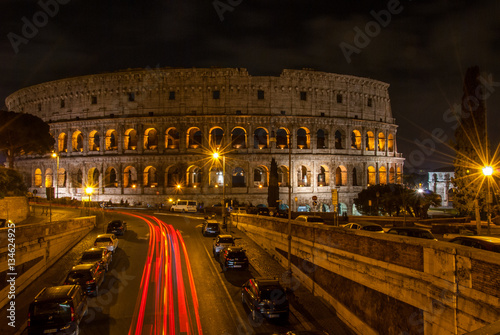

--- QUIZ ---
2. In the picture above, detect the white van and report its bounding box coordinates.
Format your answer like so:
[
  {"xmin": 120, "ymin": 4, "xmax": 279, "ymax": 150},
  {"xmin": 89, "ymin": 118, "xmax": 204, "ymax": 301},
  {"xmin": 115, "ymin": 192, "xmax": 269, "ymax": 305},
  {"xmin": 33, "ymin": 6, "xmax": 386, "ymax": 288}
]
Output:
[{"xmin": 170, "ymin": 200, "xmax": 198, "ymax": 213}]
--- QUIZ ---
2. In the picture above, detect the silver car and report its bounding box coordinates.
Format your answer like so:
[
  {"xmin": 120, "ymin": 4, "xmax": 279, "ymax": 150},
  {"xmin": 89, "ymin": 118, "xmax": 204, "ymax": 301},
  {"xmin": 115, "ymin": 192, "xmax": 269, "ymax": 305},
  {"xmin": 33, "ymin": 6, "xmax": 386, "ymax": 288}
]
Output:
[
  {"xmin": 94, "ymin": 233, "xmax": 119, "ymax": 253},
  {"xmin": 213, "ymin": 234, "xmax": 235, "ymax": 257}
]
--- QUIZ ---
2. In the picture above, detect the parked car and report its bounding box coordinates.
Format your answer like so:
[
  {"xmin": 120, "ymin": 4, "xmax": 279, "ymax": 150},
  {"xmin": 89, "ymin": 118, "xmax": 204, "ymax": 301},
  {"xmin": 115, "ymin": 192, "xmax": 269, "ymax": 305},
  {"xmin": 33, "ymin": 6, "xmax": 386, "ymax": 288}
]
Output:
[
  {"xmin": 427, "ymin": 207, "xmax": 460, "ymax": 218},
  {"xmin": 213, "ymin": 234, "xmax": 236, "ymax": 257},
  {"xmin": 170, "ymin": 200, "xmax": 198, "ymax": 212},
  {"xmin": 343, "ymin": 222, "xmax": 384, "ymax": 233},
  {"xmin": 257, "ymin": 207, "xmax": 270, "ymax": 216},
  {"xmin": 448, "ymin": 236, "xmax": 500, "ymax": 253},
  {"xmin": 78, "ymin": 247, "xmax": 113, "ymax": 272},
  {"xmin": 28, "ymin": 285, "xmax": 88, "ymax": 335},
  {"xmin": 295, "ymin": 215, "xmax": 325, "ymax": 224},
  {"xmin": 241, "ymin": 277, "xmax": 289, "ymax": 321},
  {"xmin": 94, "ymin": 233, "xmax": 119, "ymax": 252},
  {"xmin": 64, "ymin": 263, "xmax": 105, "ymax": 297},
  {"xmin": 106, "ymin": 219, "xmax": 127, "ymax": 236},
  {"xmin": 386, "ymin": 227, "xmax": 437, "ymax": 240},
  {"xmin": 219, "ymin": 246, "xmax": 249, "ymax": 271},
  {"xmin": 201, "ymin": 220, "xmax": 221, "ymax": 236}
]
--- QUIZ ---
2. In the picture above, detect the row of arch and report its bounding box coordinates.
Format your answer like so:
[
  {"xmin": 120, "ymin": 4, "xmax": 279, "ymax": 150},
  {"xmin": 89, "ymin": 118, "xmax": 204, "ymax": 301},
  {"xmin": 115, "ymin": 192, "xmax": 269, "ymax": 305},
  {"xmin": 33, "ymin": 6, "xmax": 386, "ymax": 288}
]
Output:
[
  {"xmin": 57, "ymin": 127, "xmax": 395, "ymax": 153},
  {"xmin": 34, "ymin": 164, "xmax": 402, "ymax": 189}
]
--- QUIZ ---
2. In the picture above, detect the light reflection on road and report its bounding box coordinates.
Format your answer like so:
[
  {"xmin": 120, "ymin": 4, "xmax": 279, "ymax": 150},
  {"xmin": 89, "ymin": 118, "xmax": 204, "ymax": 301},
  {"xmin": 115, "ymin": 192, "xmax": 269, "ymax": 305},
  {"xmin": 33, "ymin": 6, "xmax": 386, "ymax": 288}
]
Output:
[{"xmin": 123, "ymin": 212, "xmax": 203, "ymax": 335}]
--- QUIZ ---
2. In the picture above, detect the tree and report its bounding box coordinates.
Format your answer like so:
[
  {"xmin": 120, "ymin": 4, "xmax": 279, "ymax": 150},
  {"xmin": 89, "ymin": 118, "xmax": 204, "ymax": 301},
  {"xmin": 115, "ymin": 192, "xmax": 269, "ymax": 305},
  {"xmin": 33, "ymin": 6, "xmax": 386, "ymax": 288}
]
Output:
[
  {"xmin": 0, "ymin": 167, "xmax": 27, "ymax": 198},
  {"xmin": 267, "ymin": 158, "xmax": 279, "ymax": 208},
  {"xmin": 354, "ymin": 184, "xmax": 406, "ymax": 216},
  {"xmin": 452, "ymin": 67, "xmax": 489, "ymax": 216},
  {"xmin": 0, "ymin": 111, "xmax": 55, "ymax": 168}
]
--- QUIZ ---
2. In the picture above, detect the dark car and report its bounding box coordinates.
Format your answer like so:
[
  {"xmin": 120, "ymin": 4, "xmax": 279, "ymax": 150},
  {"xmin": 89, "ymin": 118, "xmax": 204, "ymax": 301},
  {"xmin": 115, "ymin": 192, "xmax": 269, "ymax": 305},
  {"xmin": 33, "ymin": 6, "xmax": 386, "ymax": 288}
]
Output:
[
  {"xmin": 257, "ymin": 207, "xmax": 270, "ymax": 216},
  {"xmin": 295, "ymin": 215, "xmax": 325, "ymax": 224},
  {"xmin": 64, "ymin": 263, "xmax": 105, "ymax": 297},
  {"xmin": 343, "ymin": 222, "xmax": 384, "ymax": 233},
  {"xmin": 386, "ymin": 227, "xmax": 437, "ymax": 240},
  {"xmin": 241, "ymin": 277, "xmax": 289, "ymax": 322},
  {"xmin": 106, "ymin": 219, "xmax": 127, "ymax": 236},
  {"xmin": 28, "ymin": 285, "xmax": 88, "ymax": 335},
  {"xmin": 448, "ymin": 236, "xmax": 500, "ymax": 253},
  {"xmin": 219, "ymin": 246, "xmax": 249, "ymax": 271},
  {"xmin": 202, "ymin": 220, "xmax": 221, "ymax": 236},
  {"xmin": 78, "ymin": 247, "xmax": 113, "ymax": 272}
]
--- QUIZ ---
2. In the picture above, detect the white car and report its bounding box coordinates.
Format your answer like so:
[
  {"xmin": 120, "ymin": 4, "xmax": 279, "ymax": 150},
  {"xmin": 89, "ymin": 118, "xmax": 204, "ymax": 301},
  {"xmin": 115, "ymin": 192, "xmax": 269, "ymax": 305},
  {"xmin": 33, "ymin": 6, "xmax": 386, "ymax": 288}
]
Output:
[
  {"xmin": 170, "ymin": 200, "xmax": 198, "ymax": 212},
  {"xmin": 94, "ymin": 233, "xmax": 119, "ymax": 253},
  {"xmin": 212, "ymin": 234, "xmax": 235, "ymax": 257}
]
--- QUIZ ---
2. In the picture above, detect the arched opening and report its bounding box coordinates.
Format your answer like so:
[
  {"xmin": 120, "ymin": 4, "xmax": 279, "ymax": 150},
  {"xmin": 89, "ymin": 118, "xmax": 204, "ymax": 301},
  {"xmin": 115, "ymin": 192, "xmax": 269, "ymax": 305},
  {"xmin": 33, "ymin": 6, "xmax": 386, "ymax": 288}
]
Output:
[
  {"xmin": 72, "ymin": 131, "xmax": 84, "ymax": 152},
  {"xmin": 105, "ymin": 129, "xmax": 118, "ymax": 150},
  {"xmin": 254, "ymin": 166, "xmax": 268, "ymax": 187},
  {"xmin": 297, "ymin": 128, "xmax": 310, "ymax": 149},
  {"xmin": 278, "ymin": 166, "xmax": 289, "ymax": 187},
  {"xmin": 231, "ymin": 127, "xmax": 247, "ymax": 149},
  {"xmin": 351, "ymin": 130, "xmax": 361, "ymax": 149},
  {"xmin": 35, "ymin": 168, "xmax": 42, "ymax": 187},
  {"xmin": 186, "ymin": 165, "xmax": 202, "ymax": 187},
  {"xmin": 166, "ymin": 166, "xmax": 183, "ymax": 187},
  {"xmin": 317, "ymin": 129, "xmax": 326, "ymax": 149},
  {"xmin": 366, "ymin": 131, "xmax": 375, "ymax": 151},
  {"xmin": 209, "ymin": 166, "xmax": 223, "ymax": 187},
  {"xmin": 379, "ymin": 166, "xmax": 387, "ymax": 185},
  {"xmin": 276, "ymin": 128, "xmax": 289, "ymax": 149},
  {"xmin": 187, "ymin": 127, "xmax": 202, "ymax": 149},
  {"xmin": 144, "ymin": 128, "xmax": 158, "ymax": 150},
  {"xmin": 58, "ymin": 133, "xmax": 67, "ymax": 152},
  {"xmin": 253, "ymin": 128, "xmax": 268, "ymax": 149},
  {"xmin": 297, "ymin": 165, "xmax": 311, "ymax": 187},
  {"xmin": 335, "ymin": 166, "xmax": 347, "ymax": 186},
  {"xmin": 317, "ymin": 165, "xmax": 329, "ymax": 186},
  {"xmin": 124, "ymin": 129, "xmax": 138, "ymax": 150},
  {"xmin": 165, "ymin": 127, "xmax": 180, "ymax": 149},
  {"xmin": 232, "ymin": 167, "xmax": 246, "ymax": 187},
  {"xmin": 143, "ymin": 166, "xmax": 157, "ymax": 187},
  {"xmin": 367, "ymin": 166, "xmax": 376, "ymax": 186},
  {"xmin": 57, "ymin": 168, "xmax": 67, "ymax": 187},
  {"xmin": 87, "ymin": 167, "xmax": 100, "ymax": 188},
  {"xmin": 397, "ymin": 166, "xmax": 402, "ymax": 183},
  {"xmin": 389, "ymin": 167, "xmax": 395, "ymax": 184},
  {"xmin": 352, "ymin": 167, "xmax": 358, "ymax": 186},
  {"xmin": 378, "ymin": 132, "xmax": 386, "ymax": 151},
  {"xmin": 209, "ymin": 127, "xmax": 224, "ymax": 150},
  {"xmin": 123, "ymin": 166, "xmax": 137, "ymax": 188},
  {"xmin": 335, "ymin": 130, "xmax": 344, "ymax": 149},
  {"xmin": 104, "ymin": 167, "xmax": 118, "ymax": 187},
  {"xmin": 388, "ymin": 134, "xmax": 394, "ymax": 152},
  {"xmin": 89, "ymin": 130, "xmax": 100, "ymax": 151},
  {"xmin": 75, "ymin": 169, "xmax": 83, "ymax": 188}
]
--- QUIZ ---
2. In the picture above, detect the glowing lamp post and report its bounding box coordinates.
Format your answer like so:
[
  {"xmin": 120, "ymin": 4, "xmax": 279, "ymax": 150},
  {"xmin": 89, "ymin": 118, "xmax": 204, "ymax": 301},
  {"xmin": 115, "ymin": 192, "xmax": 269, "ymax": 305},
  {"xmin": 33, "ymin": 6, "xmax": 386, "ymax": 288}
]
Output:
[
  {"xmin": 85, "ymin": 186, "xmax": 94, "ymax": 215},
  {"xmin": 483, "ymin": 166, "xmax": 493, "ymax": 235},
  {"xmin": 213, "ymin": 151, "xmax": 227, "ymax": 231},
  {"xmin": 51, "ymin": 152, "xmax": 59, "ymax": 199}
]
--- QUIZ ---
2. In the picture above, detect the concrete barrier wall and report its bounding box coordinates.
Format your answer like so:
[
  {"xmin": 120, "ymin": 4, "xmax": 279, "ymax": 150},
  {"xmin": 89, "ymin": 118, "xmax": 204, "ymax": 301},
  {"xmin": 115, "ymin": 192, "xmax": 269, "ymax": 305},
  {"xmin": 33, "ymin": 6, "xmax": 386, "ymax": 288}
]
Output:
[
  {"xmin": 232, "ymin": 214, "xmax": 500, "ymax": 335},
  {"xmin": 0, "ymin": 197, "xmax": 29, "ymax": 223},
  {"xmin": 0, "ymin": 216, "xmax": 95, "ymax": 309}
]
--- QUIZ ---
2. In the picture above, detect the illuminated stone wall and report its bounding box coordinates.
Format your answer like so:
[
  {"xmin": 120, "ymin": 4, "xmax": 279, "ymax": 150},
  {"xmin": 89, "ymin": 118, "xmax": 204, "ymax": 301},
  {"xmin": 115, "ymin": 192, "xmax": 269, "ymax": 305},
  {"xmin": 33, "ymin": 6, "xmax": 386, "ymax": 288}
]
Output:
[{"xmin": 6, "ymin": 68, "xmax": 404, "ymax": 212}]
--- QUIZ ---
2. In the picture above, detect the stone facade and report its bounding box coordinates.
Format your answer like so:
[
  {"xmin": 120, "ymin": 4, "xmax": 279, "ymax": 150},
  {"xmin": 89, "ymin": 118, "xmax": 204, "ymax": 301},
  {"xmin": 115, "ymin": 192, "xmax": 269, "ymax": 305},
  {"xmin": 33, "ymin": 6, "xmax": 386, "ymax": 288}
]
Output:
[
  {"xmin": 5, "ymin": 68, "xmax": 404, "ymax": 213},
  {"xmin": 428, "ymin": 168, "xmax": 455, "ymax": 207}
]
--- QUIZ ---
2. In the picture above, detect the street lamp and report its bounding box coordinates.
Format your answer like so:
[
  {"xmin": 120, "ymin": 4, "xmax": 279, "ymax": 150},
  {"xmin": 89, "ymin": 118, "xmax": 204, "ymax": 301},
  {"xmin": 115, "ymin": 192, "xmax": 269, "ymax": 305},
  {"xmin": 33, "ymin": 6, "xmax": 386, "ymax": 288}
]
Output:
[
  {"xmin": 51, "ymin": 152, "xmax": 59, "ymax": 199},
  {"xmin": 482, "ymin": 166, "xmax": 493, "ymax": 235},
  {"xmin": 213, "ymin": 151, "xmax": 227, "ymax": 231},
  {"xmin": 85, "ymin": 186, "xmax": 94, "ymax": 215}
]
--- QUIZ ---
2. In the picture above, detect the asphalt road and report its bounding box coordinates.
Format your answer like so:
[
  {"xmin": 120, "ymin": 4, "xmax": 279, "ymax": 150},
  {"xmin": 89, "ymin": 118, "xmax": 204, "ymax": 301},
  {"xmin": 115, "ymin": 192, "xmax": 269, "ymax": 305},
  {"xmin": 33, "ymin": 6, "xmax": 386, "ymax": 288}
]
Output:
[{"xmin": 3, "ymin": 208, "xmax": 352, "ymax": 335}]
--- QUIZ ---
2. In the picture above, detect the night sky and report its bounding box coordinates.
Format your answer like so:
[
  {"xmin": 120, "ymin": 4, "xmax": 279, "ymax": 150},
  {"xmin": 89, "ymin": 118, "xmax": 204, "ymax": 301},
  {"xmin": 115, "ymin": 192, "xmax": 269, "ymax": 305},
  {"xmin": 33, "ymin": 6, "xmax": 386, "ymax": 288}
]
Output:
[{"xmin": 1, "ymin": 0, "xmax": 500, "ymax": 170}]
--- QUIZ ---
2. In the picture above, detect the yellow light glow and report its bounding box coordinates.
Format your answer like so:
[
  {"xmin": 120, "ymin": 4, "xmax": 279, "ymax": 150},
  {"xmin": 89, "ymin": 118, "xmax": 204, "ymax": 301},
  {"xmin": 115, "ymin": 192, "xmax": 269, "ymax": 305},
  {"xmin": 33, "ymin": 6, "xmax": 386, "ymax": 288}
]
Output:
[
  {"xmin": 193, "ymin": 185, "xmax": 197, "ymax": 188},
  {"xmin": 176, "ymin": 184, "xmax": 181, "ymax": 189},
  {"xmin": 213, "ymin": 152, "xmax": 219, "ymax": 159},
  {"xmin": 215, "ymin": 184, "xmax": 218, "ymax": 188},
  {"xmin": 259, "ymin": 184, "xmax": 263, "ymax": 188},
  {"xmin": 483, "ymin": 166, "xmax": 493, "ymax": 176},
  {"xmin": 85, "ymin": 187, "xmax": 94, "ymax": 195},
  {"xmin": 51, "ymin": 152, "xmax": 57, "ymax": 158},
  {"xmin": 168, "ymin": 198, "xmax": 173, "ymax": 202}
]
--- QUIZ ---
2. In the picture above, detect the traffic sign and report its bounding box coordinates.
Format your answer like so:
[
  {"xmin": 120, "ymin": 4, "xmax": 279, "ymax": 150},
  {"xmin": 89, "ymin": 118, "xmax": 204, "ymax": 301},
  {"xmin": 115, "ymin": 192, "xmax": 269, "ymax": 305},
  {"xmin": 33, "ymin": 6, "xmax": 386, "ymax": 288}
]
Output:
[
  {"xmin": 313, "ymin": 201, "xmax": 318, "ymax": 206},
  {"xmin": 227, "ymin": 206, "xmax": 233, "ymax": 213},
  {"xmin": 312, "ymin": 195, "xmax": 318, "ymax": 201}
]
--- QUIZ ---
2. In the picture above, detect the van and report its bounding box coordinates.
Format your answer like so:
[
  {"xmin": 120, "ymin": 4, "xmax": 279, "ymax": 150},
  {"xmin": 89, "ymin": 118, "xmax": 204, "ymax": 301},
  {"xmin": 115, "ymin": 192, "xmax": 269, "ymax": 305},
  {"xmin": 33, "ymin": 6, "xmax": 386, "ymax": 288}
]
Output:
[
  {"xmin": 28, "ymin": 285, "xmax": 88, "ymax": 335},
  {"xmin": 170, "ymin": 200, "xmax": 198, "ymax": 212}
]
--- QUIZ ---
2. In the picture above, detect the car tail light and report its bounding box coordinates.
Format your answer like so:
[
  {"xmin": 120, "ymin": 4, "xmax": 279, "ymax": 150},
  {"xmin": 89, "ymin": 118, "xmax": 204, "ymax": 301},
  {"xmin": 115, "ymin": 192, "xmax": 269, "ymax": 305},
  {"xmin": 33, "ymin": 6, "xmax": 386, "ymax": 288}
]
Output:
[
  {"xmin": 86, "ymin": 279, "xmax": 95, "ymax": 285},
  {"xmin": 71, "ymin": 306, "xmax": 75, "ymax": 322}
]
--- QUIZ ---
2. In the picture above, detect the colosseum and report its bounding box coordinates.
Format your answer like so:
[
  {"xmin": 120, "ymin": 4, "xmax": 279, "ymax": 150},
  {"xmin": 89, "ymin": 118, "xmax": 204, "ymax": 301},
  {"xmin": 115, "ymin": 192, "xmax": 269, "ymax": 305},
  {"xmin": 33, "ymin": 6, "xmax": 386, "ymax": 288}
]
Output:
[{"xmin": 5, "ymin": 67, "xmax": 404, "ymax": 214}]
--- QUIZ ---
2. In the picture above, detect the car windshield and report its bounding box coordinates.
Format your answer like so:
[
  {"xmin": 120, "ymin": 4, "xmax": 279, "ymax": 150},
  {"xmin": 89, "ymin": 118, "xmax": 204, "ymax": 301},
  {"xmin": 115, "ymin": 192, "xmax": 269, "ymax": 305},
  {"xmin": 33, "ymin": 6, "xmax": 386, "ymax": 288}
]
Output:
[
  {"xmin": 31, "ymin": 301, "xmax": 71, "ymax": 325},
  {"xmin": 218, "ymin": 238, "xmax": 234, "ymax": 244},
  {"xmin": 363, "ymin": 225, "xmax": 383, "ymax": 231},
  {"xmin": 66, "ymin": 270, "xmax": 92, "ymax": 282},
  {"xmin": 260, "ymin": 287, "xmax": 286, "ymax": 301},
  {"xmin": 108, "ymin": 221, "xmax": 122, "ymax": 227},
  {"xmin": 308, "ymin": 217, "xmax": 324, "ymax": 222},
  {"xmin": 96, "ymin": 237, "xmax": 111, "ymax": 243},
  {"xmin": 81, "ymin": 251, "xmax": 102, "ymax": 261},
  {"xmin": 208, "ymin": 224, "xmax": 219, "ymax": 229},
  {"xmin": 188, "ymin": 201, "xmax": 197, "ymax": 206},
  {"xmin": 227, "ymin": 251, "xmax": 246, "ymax": 258}
]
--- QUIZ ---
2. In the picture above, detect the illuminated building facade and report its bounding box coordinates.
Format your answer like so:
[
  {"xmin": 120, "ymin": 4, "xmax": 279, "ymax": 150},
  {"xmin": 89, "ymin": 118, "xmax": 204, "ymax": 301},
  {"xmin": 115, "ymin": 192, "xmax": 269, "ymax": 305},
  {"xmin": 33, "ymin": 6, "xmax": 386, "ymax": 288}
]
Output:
[{"xmin": 6, "ymin": 68, "xmax": 404, "ymax": 213}]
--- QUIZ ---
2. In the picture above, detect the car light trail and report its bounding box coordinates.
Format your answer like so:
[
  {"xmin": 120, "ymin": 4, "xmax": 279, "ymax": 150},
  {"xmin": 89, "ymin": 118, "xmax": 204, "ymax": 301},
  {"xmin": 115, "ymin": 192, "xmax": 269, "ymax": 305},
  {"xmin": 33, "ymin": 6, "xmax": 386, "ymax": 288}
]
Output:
[{"xmin": 124, "ymin": 212, "xmax": 203, "ymax": 335}]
